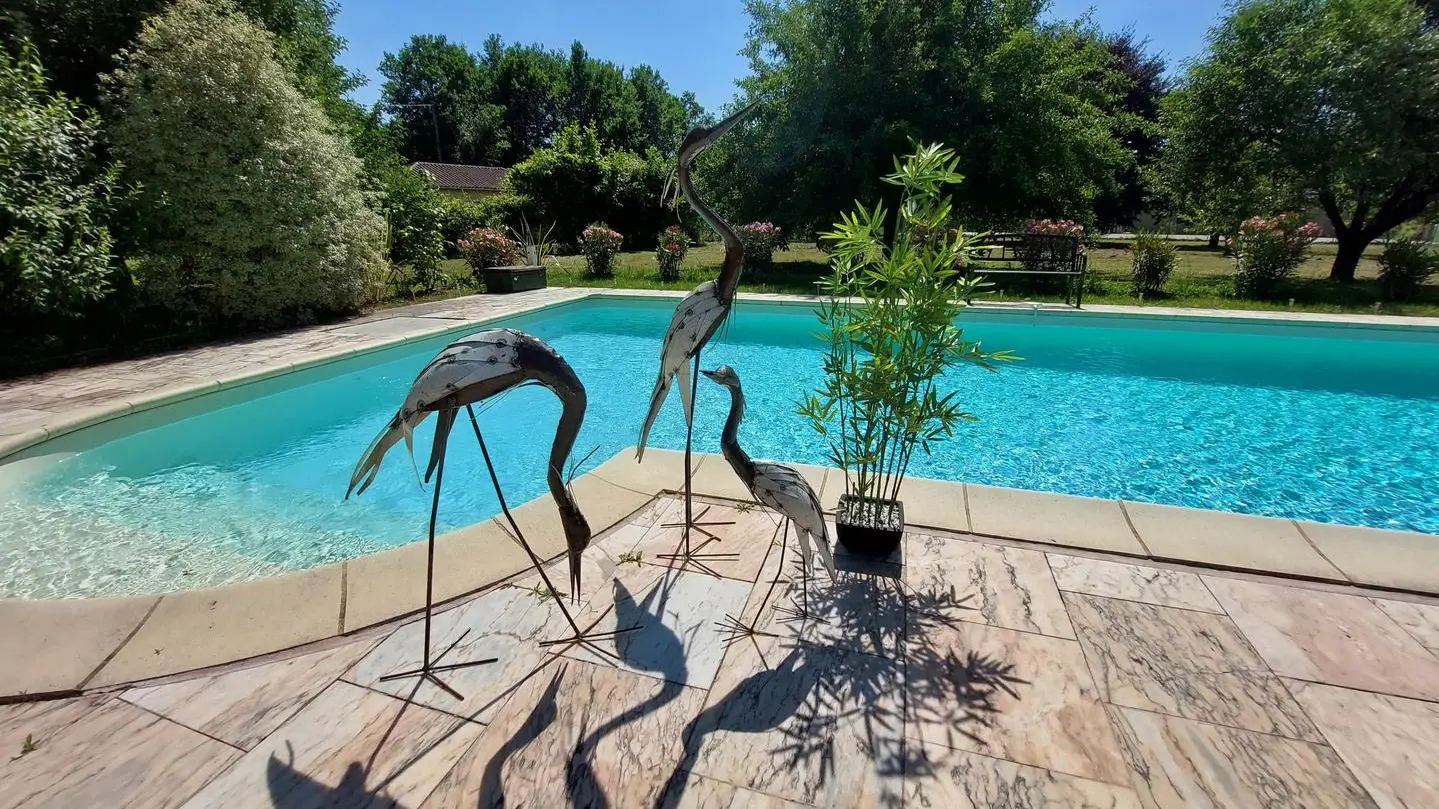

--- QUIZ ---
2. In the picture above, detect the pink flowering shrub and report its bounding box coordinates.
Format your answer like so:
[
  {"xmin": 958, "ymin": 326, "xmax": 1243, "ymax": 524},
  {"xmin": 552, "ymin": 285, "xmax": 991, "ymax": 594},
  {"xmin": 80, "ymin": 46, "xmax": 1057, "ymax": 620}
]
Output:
[
  {"xmin": 739, "ymin": 221, "xmax": 786, "ymax": 277},
  {"xmin": 1026, "ymin": 218, "xmax": 1086, "ymax": 248},
  {"xmin": 459, "ymin": 227, "xmax": 521, "ymax": 280},
  {"xmin": 1231, "ymin": 214, "xmax": 1321, "ymax": 298},
  {"xmin": 581, "ymin": 223, "xmax": 623, "ymax": 278},
  {"xmin": 654, "ymin": 225, "xmax": 687, "ymax": 281}
]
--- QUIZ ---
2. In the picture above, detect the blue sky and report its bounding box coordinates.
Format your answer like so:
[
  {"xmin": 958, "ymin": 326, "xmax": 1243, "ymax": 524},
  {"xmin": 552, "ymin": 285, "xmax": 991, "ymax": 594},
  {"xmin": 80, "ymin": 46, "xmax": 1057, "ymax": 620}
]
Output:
[{"xmin": 335, "ymin": 1, "xmax": 1226, "ymax": 113}]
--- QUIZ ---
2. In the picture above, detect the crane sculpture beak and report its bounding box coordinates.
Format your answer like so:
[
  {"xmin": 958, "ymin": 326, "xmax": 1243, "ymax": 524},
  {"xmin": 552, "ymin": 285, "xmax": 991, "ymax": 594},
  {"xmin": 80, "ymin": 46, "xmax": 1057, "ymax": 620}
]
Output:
[
  {"xmin": 699, "ymin": 368, "xmax": 720, "ymax": 380},
  {"xmin": 706, "ymin": 99, "xmax": 760, "ymax": 142}
]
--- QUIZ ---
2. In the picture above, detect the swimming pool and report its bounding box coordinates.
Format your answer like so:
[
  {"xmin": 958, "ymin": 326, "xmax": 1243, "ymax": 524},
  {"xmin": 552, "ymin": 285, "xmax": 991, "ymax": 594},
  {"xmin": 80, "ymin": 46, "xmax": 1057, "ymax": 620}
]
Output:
[{"xmin": 3, "ymin": 296, "xmax": 1438, "ymax": 598}]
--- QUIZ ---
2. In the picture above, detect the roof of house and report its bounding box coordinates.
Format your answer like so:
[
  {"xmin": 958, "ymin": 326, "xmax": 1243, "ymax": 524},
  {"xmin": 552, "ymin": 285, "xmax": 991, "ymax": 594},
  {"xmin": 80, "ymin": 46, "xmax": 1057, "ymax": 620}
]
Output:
[{"xmin": 410, "ymin": 162, "xmax": 508, "ymax": 192}]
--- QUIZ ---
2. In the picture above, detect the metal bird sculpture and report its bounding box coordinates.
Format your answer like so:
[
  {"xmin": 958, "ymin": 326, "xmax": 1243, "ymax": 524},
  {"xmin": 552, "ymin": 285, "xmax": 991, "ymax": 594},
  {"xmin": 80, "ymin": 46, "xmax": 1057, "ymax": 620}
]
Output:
[
  {"xmin": 636, "ymin": 101, "xmax": 759, "ymax": 460},
  {"xmin": 347, "ymin": 327, "xmax": 591, "ymax": 595},
  {"xmin": 702, "ymin": 364, "xmax": 837, "ymax": 585}
]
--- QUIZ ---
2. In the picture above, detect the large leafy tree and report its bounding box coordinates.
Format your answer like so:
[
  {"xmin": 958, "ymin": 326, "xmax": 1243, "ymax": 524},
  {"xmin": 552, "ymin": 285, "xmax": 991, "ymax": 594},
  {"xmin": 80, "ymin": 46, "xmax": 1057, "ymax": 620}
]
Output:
[
  {"xmin": 483, "ymin": 37, "xmax": 568, "ymax": 164},
  {"xmin": 1162, "ymin": 0, "xmax": 1439, "ymax": 281},
  {"xmin": 0, "ymin": 44, "xmax": 126, "ymax": 321},
  {"xmin": 699, "ymin": 0, "xmax": 1130, "ymax": 233},
  {"xmin": 379, "ymin": 34, "xmax": 506, "ymax": 164},
  {"xmin": 110, "ymin": 0, "xmax": 384, "ymax": 326},
  {"xmin": 3, "ymin": 0, "xmax": 360, "ymax": 112},
  {"xmin": 1090, "ymin": 32, "xmax": 1168, "ymax": 231}
]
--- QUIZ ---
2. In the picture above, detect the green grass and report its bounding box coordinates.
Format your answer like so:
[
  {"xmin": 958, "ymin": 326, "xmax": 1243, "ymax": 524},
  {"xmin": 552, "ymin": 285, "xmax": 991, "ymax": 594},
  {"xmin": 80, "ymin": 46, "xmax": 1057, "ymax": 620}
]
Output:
[{"xmin": 431, "ymin": 240, "xmax": 1439, "ymax": 317}]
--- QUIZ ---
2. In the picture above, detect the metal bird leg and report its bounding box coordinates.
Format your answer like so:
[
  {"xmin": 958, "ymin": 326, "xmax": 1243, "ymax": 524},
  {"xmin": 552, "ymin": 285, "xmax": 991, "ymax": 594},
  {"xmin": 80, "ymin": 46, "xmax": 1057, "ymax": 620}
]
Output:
[
  {"xmin": 657, "ymin": 348, "xmax": 739, "ymax": 578},
  {"xmin": 467, "ymin": 407, "xmax": 641, "ymax": 657},
  {"xmin": 378, "ymin": 427, "xmax": 499, "ymax": 698},
  {"xmin": 716, "ymin": 515, "xmax": 788, "ymax": 648}
]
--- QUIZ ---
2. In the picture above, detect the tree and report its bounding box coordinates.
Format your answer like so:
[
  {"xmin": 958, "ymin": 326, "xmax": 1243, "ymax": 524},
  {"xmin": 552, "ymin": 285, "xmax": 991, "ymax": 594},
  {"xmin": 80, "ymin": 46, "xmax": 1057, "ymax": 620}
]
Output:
[
  {"xmin": 1162, "ymin": 0, "xmax": 1439, "ymax": 281},
  {"xmin": 110, "ymin": 0, "xmax": 384, "ymax": 325},
  {"xmin": 379, "ymin": 34, "xmax": 506, "ymax": 164},
  {"xmin": 4, "ymin": 0, "xmax": 360, "ymax": 114},
  {"xmin": 0, "ymin": 44, "xmax": 125, "ymax": 320},
  {"xmin": 1090, "ymin": 32, "xmax": 1168, "ymax": 231},
  {"xmin": 702, "ymin": 0, "xmax": 1131, "ymax": 234},
  {"xmin": 630, "ymin": 64, "xmax": 693, "ymax": 154},
  {"xmin": 484, "ymin": 37, "xmax": 568, "ymax": 164}
]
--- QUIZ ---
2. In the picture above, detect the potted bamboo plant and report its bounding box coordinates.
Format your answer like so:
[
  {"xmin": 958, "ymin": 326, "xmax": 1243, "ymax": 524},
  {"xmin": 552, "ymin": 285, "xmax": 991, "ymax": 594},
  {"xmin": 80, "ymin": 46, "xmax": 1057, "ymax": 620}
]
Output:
[{"xmin": 798, "ymin": 143, "xmax": 1015, "ymax": 556}]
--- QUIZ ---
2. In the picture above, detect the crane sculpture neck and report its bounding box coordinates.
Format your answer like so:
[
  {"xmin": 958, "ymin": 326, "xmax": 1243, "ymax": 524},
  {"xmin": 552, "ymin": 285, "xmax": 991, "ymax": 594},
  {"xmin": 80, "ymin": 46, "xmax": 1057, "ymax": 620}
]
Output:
[
  {"xmin": 718, "ymin": 383, "xmax": 757, "ymax": 489},
  {"xmin": 679, "ymin": 154, "xmax": 742, "ymax": 303}
]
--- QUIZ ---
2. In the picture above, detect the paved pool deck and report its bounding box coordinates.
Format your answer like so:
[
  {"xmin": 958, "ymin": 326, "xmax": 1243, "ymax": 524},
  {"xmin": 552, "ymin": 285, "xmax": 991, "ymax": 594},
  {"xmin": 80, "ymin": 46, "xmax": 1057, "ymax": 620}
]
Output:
[
  {"xmin": 2, "ymin": 287, "xmax": 1438, "ymax": 703},
  {"xmin": 4, "ymin": 493, "xmax": 1439, "ymax": 808}
]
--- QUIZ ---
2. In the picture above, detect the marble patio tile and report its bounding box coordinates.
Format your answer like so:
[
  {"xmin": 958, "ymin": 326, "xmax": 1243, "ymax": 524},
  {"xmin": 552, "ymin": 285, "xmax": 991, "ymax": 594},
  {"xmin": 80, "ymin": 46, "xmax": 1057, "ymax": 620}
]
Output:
[
  {"xmin": 1372, "ymin": 597, "xmax": 1439, "ymax": 651},
  {"xmin": 659, "ymin": 771, "xmax": 809, "ymax": 808},
  {"xmin": 905, "ymin": 619, "xmax": 1128, "ymax": 785},
  {"xmin": 904, "ymin": 743, "xmax": 1143, "ymax": 809},
  {"xmin": 633, "ymin": 502, "xmax": 783, "ymax": 583},
  {"xmin": 1108, "ymin": 704, "xmax": 1378, "ymax": 809},
  {"xmin": 1205, "ymin": 577, "xmax": 1439, "ymax": 701},
  {"xmin": 0, "ymin": 692, "xmax": 112, "ymax": 767},
  {"xmin": 1288, "ymin": 679, "xmax": 1439, "ymax": 809},
  {"xmin": 123, "ymin": 636, "xmax": 379, "ymax": 749},
  {"xmin": 684, "ymin": 635, "xmax": 906, "ymax": 808},
  {"xmin": 561, "ymin": 565, "xmax": 753, "ymax": 690},
  {"xmin": 904, "ymin": 533, "xmax": 1076, "ymax": 639},
  {"xmin": 419, "ymin": 657, "xmax": 708, "ymax": 809},
  {"xmin": 0, "ymin": 697, "xmax": 240, "ymax": 809},
  {"xmin": 1047, "ymin": 554, "xmax": 1224, "ymax": 614},
  {"xmin": 1064, "ymin": 593, "xmax": 1319, "ymax": 741},
  {"xmin": 181, "ymin": 680, "xmax": 481, "ymax": 809},
  {"xmin": 346, "ymin": 585, "xmax": 579, "ymax": 723}
]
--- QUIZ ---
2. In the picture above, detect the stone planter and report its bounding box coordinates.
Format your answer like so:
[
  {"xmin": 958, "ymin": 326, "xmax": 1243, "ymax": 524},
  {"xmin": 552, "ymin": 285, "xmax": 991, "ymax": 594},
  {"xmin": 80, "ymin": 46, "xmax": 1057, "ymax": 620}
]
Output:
[{"xmin": 483, "ymin": 265, "xmax": 547, "ymax": 294}]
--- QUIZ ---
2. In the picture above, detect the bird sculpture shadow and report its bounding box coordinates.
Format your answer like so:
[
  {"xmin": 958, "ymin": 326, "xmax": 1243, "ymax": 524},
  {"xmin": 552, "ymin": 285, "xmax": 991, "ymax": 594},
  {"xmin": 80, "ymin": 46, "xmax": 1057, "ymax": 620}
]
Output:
[
  {"xmin": 564, "ymin": 571, "xmax": 690, "ymax": 808},
  {"xmin": 474, "ymin": 669, "xmax": 566, "ymax": 809},
  {"xmin": 654, "ymin": 644, "xmax": 823, "ymax": 809},
  {"xmin": 266, "ymin": 744, "xmax": 401, "ymax": 809}
]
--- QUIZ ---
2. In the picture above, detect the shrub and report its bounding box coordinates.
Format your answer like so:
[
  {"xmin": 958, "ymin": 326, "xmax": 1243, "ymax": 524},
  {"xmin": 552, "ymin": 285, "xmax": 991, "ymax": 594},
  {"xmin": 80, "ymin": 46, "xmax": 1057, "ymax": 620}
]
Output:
[
  {"xmin": 1378, "ymin": 237, "xmax": 1439, "ymax": 301},
  {"xmin": 1231, "ymin": 214, "xmax": 1320, "ymax": 298},
  {"xmin": 458, "ymin": 227, "xmax": 521, "ymax": 280},
  {"xmin": 580, "ymin": 223, "xmax": 623, "ymax": 278},
  {"xmin": 739, "ymin": 221, "xmax": 786, "ymax": 278},
  {"xmin": 0, "ymin": 45, "xmax": 127, "ymax": 321},
  {"xmin": 437, "ymin": 196, "xmax": 486, "ymax": 256},
  {"xmin": 109, "ymin": 0, "xmax": 385, "ymax": 326},
  {"xmin": 382, "ymin": 170, "xmax": 445, "ymax": 293},
  {"xmin": 654, "ymin": 225, "xmax": 687, "ymax": 281},
  {"xmin": 1025, "ymin": 218, "xmax": 1086, "ymax": 243},
  {"xmin": 1129, "ymin": 231, "xmax": 1177, "ymax": 297}
]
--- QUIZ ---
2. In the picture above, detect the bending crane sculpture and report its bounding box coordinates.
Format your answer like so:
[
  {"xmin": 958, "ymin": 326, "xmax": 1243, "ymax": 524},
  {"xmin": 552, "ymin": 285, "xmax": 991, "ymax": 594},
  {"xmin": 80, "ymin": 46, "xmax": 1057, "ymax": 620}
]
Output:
[
  {"xmin": 636, "ymin": 101, "xmax": 758, "ymax": 565},
  {"xmin": 348, "ymin": 328, "xmax": 634, "ymax": 695},
  {"xmin": 703, "ymin": 364, "xmax": 836, "ymax": 624}
]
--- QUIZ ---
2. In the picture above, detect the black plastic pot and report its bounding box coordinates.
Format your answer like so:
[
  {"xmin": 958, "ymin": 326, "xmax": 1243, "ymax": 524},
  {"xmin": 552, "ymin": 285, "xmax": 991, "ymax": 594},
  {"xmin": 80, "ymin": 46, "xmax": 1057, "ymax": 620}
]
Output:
[
  {"xmin": 483, "ymin": 265, "xmax": 547, "ymax": 293},
  {"xmin": 834, "ymin": 495, "xmax": 904, "ymax": 557}
]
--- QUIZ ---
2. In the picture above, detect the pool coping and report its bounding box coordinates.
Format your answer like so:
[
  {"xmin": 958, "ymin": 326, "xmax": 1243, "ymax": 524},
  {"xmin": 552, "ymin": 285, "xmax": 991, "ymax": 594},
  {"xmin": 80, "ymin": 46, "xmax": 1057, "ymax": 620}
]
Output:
[{"xmin": 3, "ymin": 288, "xmax": 1439, "ymax": 700}]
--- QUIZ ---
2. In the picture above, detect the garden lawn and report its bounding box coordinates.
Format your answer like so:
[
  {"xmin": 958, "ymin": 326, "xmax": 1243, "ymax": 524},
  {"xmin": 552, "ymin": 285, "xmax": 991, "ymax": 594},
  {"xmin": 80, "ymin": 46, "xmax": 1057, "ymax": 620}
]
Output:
[{"xmin": 435, "ymin": 241, "xmax": 1439, "ymax": 317}]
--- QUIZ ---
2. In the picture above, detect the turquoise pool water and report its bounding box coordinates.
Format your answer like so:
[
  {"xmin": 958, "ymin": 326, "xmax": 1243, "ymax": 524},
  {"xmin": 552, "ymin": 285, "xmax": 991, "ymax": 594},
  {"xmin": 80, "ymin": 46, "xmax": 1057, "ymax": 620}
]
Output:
[{"xmin": 3, "ymin": 297, "xmax": 1438, "ymax": 597}]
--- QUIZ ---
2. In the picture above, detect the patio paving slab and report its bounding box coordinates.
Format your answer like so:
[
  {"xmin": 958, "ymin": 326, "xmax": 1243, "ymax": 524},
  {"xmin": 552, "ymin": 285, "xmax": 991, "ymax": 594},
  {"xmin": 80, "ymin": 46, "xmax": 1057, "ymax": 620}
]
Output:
[
  {"xmin": 904, "ymin": 533, "xmax": 1076, "ymax": 638},
  {"xmin": 419, "ymin": 657, "xmax": 708, "ymax": 809},
  {"xmin": 904, "ymin": 619, "xmax": 1129, "ymax": 786},
  {"xmin": 967, "ymin": 484, "xmax": 1145, "ymax": 554},
  {"xmin": 0, "ymin": 692, "xmax": 111, "ymax": 764},
  {"xmin": 123, "ymin": 636, "xmax": 379, "ymax": 749},
  {"xmin": 1108, "ymin": 704, "xmax": 1379, "ymax": 809},
  {"xmin": 1372, "ymin": 596, "xmax": 1439, "ymax": 651},
  {"xmin": 904, "ymin": 744, "xmax": 1143, "ymax": 809},
  {"xmin": 1287, "ymin": 679, "xmax": 1439, "ymax": 809},
  {"xmin": 1205, "ymin": 576, "xmax": 1439, "ymax": 701},
  {"xmin": 0, "ymin": 697, "xmax": 241, "ymax": 809},
  {"xmin": 179, "ymin": 680, "xmax": 482, "ymax": 809},
  {"xmin": 1064, "ymin": 592, "xmax": 1320, "ymax": 741},
  {"xmin": 660, "ymin": 771, "xmax": 809, "ymax": 808},
  {"xmin": 1297, "ymin": 521, "xmax": 1439, "ymax": 592},
  {"xmin": 0, "ymin": 595, "xmax": 157, "ymax": 695},
  {"xmin": 1047, "ymin": 554, "xmax": 1224, "ymax": 613},
  {"xmin": 1124, "ymin": 502, "xmax": 1343, "ymax": 580}
]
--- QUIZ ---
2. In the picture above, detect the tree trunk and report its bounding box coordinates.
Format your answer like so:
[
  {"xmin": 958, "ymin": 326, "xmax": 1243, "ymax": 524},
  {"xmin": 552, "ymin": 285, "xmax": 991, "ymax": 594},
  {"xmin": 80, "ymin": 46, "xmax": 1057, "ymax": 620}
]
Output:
[
  {"xmin": 1329, "ymin": 234, "xmax": 1368, "ymax": 283},
  {"xmin": 1207, "ymin": 232, "xmax": 1220, "ymax": 249}
]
